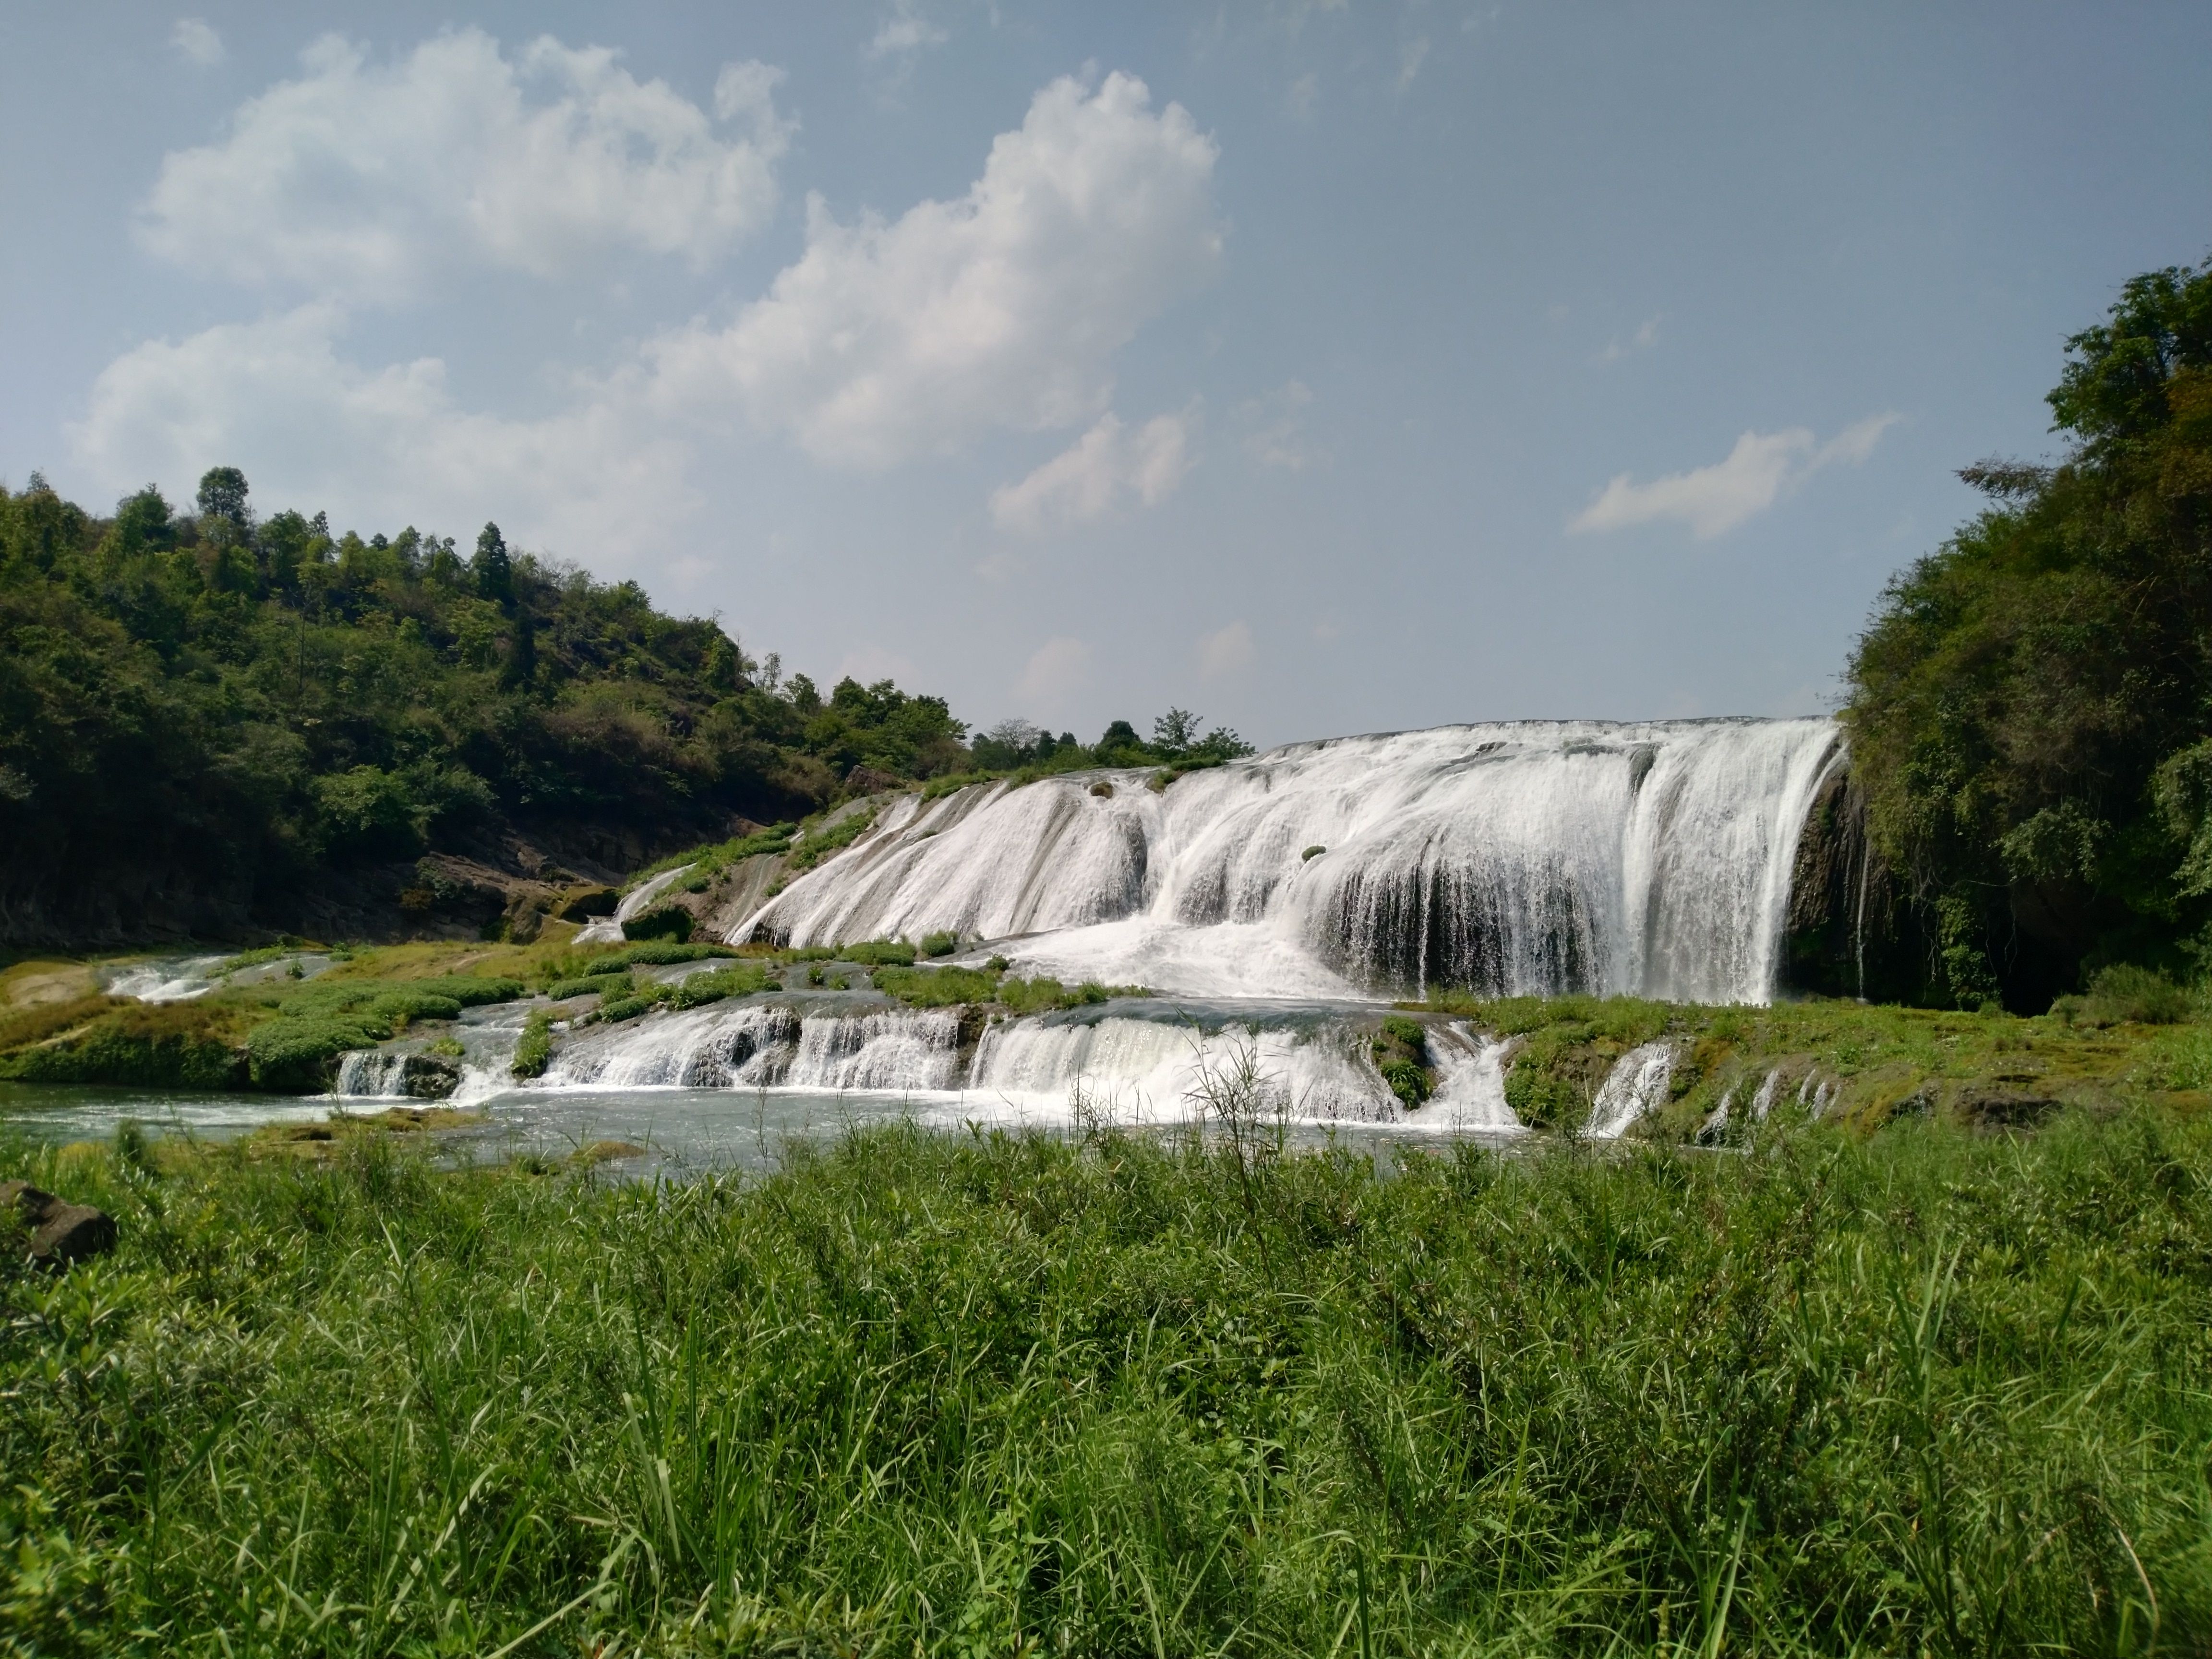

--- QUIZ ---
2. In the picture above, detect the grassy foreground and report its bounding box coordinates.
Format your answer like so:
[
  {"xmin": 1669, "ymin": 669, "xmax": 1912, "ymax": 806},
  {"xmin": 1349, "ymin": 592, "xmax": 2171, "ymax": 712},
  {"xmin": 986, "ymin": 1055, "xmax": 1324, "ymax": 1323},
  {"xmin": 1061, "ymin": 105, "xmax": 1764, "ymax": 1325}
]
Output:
[{"xmin": 4, "ymin": 1108, "xmax": 2210, "ymax": 1657}]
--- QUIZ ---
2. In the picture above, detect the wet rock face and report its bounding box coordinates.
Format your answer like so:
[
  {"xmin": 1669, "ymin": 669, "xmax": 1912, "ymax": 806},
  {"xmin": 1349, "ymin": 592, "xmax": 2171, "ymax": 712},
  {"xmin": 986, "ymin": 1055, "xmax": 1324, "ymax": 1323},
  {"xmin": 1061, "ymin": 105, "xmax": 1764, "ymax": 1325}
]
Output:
[
  {"xmin": 400, "ymin": 1053, "xmax": 461, "ymax": 1099},
  {"xmin": 0, "ymin": 1181, "xmax": 117, "ymax": 1267}
]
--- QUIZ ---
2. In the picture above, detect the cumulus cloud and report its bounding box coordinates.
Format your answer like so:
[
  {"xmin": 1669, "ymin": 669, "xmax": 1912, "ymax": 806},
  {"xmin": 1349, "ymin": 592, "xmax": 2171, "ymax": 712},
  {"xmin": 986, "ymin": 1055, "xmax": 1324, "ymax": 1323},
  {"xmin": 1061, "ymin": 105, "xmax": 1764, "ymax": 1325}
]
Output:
[
  {"xmin": 1568, "ymin": 413, "xmax": 1901, "ymax": 539},
  {"xmin": 171, "ymin": 18, "xmax": 224, "ymax": 66},
  {"xmin": 644, "ymin": 71, "xmax": 1222, "ymax": 466},
  {"xmin": 988, "ymin": 404, "xmax": 1197, "ymax": 534},
  {"xmin": 1198, "ymin": 620, "xmax": 1255, "ymax": 678},
  {"xmin": 138, "ymin": 30, "xmax": 790, "ymax": 300},
  {"xmin": 68, "ymin": 305, "xmax": 694, "ymax": 563}
]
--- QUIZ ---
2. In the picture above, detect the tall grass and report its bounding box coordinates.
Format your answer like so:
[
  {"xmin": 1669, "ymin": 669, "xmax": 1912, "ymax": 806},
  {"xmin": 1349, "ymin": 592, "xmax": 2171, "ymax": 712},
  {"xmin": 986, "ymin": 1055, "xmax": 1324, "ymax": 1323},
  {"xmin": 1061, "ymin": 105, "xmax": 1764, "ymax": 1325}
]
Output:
[{"xmin": 3, "ymin": 1107, "xmax": 2209, "ymax": 1655}]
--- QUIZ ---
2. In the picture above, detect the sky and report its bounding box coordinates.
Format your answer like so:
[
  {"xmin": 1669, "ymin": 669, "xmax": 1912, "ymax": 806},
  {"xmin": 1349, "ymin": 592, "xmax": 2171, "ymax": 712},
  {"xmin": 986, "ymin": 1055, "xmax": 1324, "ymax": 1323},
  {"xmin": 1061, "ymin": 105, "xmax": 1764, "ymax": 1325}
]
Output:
[{"xmin": 4, "ymin": 3, "xmax": 2210, "ymax": 749}]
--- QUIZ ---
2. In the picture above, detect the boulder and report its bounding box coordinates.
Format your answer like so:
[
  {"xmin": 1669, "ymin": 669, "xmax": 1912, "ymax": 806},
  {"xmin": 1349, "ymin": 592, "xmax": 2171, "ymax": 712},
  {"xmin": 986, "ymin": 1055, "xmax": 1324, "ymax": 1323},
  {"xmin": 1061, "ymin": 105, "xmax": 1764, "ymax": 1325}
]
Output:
[{"xmin": 0, "ymin": 1180, "xmax": 118, "ymax": 1267}]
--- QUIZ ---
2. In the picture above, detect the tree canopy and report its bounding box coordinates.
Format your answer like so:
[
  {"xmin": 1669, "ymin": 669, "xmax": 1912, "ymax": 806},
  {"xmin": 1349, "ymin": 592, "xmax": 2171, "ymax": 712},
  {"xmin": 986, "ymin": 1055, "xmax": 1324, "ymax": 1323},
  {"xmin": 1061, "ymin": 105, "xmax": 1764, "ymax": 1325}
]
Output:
[
  {"xmin": 0, "ymin": 471, "xmax": 1256, "ymax": 944},
  {"xmin": 1845, "ymin": 257, "xmax": 2212, "ymax": 1008}
]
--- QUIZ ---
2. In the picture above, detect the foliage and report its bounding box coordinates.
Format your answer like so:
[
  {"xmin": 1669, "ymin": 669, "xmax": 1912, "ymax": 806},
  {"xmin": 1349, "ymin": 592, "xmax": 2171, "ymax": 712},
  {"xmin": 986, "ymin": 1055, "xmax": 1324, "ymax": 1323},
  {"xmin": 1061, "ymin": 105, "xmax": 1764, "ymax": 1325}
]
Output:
[
  {"xmin": 2052, "ymin": 962, "xmax": 2194, "ymax": 1028},
  {"xmin": 4, "ymin": 1109, "xmax": 2211, "ymax": 1654},
  {"xmin": 0, "ymin": 472, "xmax": 973, "ymax": 943},
  {"xmin": 919, "ymin": 930, "xmax": 959, "ymax": 958},
  {"xmin": 510, "ymin": 1009, "xmax": 553, "ymax": 1079},
  {"xmin": 840, "ymin": 938, "xmax": 916, "ymax": 967},
  {"xmin": 1845, "ymin": 257, "xmax": 2212, "ymax": 1008}
]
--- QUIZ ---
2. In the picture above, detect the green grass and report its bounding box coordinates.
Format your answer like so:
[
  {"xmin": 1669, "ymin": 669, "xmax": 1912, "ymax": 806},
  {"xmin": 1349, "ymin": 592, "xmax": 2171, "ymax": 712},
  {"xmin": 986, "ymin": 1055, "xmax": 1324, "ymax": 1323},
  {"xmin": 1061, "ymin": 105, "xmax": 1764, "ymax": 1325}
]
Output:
[{"xmin": 4, "ymin": 1107, "xmax": 2210, "ymax": 1655}]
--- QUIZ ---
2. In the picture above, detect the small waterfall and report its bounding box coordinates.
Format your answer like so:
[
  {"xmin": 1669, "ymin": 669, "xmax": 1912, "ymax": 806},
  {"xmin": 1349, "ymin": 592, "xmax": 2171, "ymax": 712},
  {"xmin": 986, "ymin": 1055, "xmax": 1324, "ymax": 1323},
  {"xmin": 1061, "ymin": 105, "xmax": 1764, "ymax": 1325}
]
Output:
[
  {"xmin": 333, "ymin": 1049, "xmax": 411, "ymax": 1098},
  {"xmin": 966, "ymin": 1013, "xmax": 1405, "ymax": 1124},
  {"xmin": 1426, "ymin": 1025, "xmax": 1524, "ymax": 1131},
  {"xmin": 738, "ymin": 718, "xmax": 1841, "ymax": 1004},
  {"xmin": 1586, "ymin": 1041, "xmax": 1675, "ymax": 1139},
  {"xmin": 537, "ymin": 1003, "xmax": 961, "ymax": 1094},
  {"xmin": 576, "ymin": 864, "xmax": 696, "ymax": 945}
]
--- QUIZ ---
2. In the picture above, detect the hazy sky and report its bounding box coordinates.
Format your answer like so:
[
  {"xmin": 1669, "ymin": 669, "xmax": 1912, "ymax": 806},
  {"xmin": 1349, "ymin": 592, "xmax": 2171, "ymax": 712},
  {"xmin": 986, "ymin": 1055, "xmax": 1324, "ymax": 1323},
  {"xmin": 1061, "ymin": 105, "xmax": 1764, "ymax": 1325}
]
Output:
[{"xmin": 5, "ymin": 3, "xmax": 2209, "ymax": 745}]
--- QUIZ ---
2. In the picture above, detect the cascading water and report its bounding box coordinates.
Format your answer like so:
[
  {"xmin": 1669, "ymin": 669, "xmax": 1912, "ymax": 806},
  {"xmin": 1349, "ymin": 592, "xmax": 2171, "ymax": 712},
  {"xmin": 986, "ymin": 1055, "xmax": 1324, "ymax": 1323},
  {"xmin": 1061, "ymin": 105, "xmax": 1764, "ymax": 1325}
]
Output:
[
  {"xmin": 395, "ymin": 718, "xmax": 1843, "ymax": 1138},
  {"xmin": 738, "ymin": 718, "xmax": 1842, "ymax": 1004}
]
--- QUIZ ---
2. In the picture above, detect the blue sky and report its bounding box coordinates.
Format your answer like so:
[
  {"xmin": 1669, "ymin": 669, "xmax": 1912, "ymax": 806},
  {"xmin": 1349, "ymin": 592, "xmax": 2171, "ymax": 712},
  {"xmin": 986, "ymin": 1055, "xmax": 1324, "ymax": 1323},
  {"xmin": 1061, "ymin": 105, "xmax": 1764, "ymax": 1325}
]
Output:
[{"xmin": 4, "ymin": 3, "xmax": 2209, "ymax": 746}]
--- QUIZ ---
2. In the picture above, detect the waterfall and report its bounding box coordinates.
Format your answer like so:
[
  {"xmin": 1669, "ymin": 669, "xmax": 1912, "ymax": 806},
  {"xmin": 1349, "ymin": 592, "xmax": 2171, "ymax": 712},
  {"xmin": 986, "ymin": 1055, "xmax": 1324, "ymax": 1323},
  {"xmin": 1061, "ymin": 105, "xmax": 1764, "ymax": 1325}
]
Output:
[
  {"xmin": 1586, "ymin": 1041, "xmax": 1675, "ymax": 1139},
  {"xmin": 739, "ymin": 718, "xmax": 1840, "ymax": 1003},
  {"xmin": 333, "ymin": 1049, "xmax": 410, "ymax": 1098},
  {"xmin": 577, "ymin": 864, "xmax": 696, "ymax": 945},
  {"xmin": 538, "ymin": 1002, "xmax": 962, "ymax": 1094}
]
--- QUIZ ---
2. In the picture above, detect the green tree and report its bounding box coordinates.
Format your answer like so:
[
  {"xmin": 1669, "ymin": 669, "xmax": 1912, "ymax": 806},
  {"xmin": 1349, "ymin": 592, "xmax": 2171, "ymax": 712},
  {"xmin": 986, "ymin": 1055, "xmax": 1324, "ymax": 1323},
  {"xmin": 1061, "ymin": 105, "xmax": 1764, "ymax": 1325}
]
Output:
[
  {"xmin": 472, "ymin": 522, "xmax": 512, "ymax": 605},
  {"xmin": 1845, "ymin": 256, "xmax": 2212, "ymax": 1007}
]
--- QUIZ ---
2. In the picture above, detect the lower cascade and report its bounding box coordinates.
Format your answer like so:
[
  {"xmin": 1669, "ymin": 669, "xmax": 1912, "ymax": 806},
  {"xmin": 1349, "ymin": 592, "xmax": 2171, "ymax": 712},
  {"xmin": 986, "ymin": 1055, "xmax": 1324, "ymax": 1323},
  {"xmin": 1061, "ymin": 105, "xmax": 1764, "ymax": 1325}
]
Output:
[{"xmin": 736, "ymin": 718, "xmax": 1843, "ymax": 1003}]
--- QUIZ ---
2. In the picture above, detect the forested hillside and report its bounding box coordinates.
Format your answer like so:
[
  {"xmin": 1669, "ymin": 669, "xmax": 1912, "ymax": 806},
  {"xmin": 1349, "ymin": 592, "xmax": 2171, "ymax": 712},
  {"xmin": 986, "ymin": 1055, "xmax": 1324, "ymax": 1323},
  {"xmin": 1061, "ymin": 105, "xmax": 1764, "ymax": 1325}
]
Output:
[
  {"xmin": 0, "ymin": 471, "xmax": 1247, "ymax": 948},
  {"xmin": 0, "ymin": 472, "xmax": 982, "ymax": 944},
  {"xmin": 1846, "ymin": 257, "xmax": 2212, "ymax": 1010}
]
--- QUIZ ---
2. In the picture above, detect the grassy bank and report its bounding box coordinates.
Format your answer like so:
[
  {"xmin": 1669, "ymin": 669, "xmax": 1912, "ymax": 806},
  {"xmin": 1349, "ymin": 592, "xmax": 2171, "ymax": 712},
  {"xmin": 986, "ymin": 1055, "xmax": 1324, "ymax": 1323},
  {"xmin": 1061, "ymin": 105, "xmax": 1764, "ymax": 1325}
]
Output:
[{"xmin": 4, "ymin": 1105, "xmax": 2209, "ymax": 1656}]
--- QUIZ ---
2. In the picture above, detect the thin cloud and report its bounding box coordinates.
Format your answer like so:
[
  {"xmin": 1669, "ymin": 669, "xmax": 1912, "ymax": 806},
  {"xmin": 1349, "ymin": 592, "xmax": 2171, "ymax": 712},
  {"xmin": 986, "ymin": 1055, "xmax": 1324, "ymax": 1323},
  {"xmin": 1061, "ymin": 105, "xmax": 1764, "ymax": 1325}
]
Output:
[
  {"xmin": 1569, "ymin": 413, "xmax": 1901, "ymax": 539},
  {"xmin": 1597, "ymin": 316, "xmax": 1660, "ymax": 362},
  {"xmin": 1238, "ymin": 381, "xmax": 1320, "ymax": 471},
  {"xmin": 868, "ymin": 0, "xmax": 949, "ymax": 62},
  {"xmin": 171, "ymin": 18, "xmax": 224, "ymax": 66},
  {"xmin": 1199, "ymin": 620, "xmax": 1255, "ymax": 678},
  {"xmin": 1019, "ymin": 637, "xmax": 1095, "ymax": 710},
  {"xmin": 989, "ymin": 403, "xmax": 1198, "ymax": 534}
]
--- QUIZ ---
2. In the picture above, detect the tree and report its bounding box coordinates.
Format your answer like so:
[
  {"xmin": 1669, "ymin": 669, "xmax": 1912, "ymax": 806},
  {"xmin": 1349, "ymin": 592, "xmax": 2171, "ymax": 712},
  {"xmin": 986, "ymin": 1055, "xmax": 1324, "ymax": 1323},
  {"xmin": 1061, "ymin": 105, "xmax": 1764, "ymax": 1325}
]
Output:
[
  {"xmin": 472, "ymin": 522, "xmax": 512, "ymax": 605},
  {"xmin": 1153, "ymin": 709, "xmax": 1201, "ymax": 753},
  {"xmin": 1845, "ymin": 255, "xmax": 2212, "ymax": 1007},
  {"xmin": 195, "ymin": 464, "xmax": 252, "ymax": 535}
]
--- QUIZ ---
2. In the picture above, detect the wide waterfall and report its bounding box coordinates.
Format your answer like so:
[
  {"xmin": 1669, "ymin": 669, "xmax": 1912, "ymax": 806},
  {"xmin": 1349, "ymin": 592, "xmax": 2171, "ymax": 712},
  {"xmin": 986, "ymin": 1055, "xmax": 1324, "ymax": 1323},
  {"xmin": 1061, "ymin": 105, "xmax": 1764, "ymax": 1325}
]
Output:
[{"xmin": 738, "ymin": 718, "xmax": 1842, "ymax": 1004}]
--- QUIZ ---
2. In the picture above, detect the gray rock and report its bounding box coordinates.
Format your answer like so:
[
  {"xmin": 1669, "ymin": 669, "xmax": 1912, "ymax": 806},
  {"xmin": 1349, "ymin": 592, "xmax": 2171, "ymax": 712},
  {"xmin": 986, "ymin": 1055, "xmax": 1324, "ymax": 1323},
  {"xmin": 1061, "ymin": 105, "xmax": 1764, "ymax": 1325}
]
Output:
[{"xmin": 0, "ymin": 1180, "xmax": 118, "ymax": 1267}]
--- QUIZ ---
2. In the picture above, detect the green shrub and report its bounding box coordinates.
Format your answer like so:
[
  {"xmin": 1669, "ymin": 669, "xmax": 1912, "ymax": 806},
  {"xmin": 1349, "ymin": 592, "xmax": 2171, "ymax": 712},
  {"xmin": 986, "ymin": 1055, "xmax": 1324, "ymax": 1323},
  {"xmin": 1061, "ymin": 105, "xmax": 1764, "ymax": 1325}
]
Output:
[
  {"xmin": 1380, "ymin": 1057, "xmax": 1432, "ymax": 1108},
  {"xmin": 511, "ymin": 1010, "xmax": 553, "ymax": 1079},
  {"xmin": 786, "ymin": 807, "xmax": 878, "ymax": 872},
  {"xmin": 874, "ymin": 965, "xmax": 1002, "ymax": 1007},
  {"xmin": 667, "ymin": 964, "xmax": 773, "ymax": 1010},
  {"xmin": 593, "ymin": 994, "xmax": 661, "ymax": 1025},
  {"xmin": 2057, "ymin": 963, "xmax": 2194, "ymax": 1027},
  {"xmin": 245, "ymin": 1017, "xmax": 375, "ymax": 1092},
  {"xmin": 615, "ymin": 943, "xmax": 737, "ymax": 968},
  {"xmin": 547, "ymin": 976, "xmax": 617, "ymax": 1001},
  {"xmin": 1382, "ymin": 1014, "xmax": 1428, "ymax": 1051},
  {"xmin": 842, "ymin": 938, "xmax": 917, "ymax": 967},
  {"xmin": 920, "ymin": 930, "xmax": 959, "ymax": 958}
]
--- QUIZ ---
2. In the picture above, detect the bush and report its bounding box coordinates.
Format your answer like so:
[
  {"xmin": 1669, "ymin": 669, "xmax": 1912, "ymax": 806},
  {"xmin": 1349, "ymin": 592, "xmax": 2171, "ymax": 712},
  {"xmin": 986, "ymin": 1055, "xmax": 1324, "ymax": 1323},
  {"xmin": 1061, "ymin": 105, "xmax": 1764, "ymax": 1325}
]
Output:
[
  {"xmin": 874, "ymin": 965, "xmax": 1003, "ymax": 1007},
  {"xmin": 842, "ymin": 938, "xmax": 917, "ymax": 967},
  {"xmin": 511, "ymin": 1010, "xmax": 553, "ymax": 1079},
  {"xmin": 2056, "ymin": 963, "xmax": 2194, "ymax": 1027},
  {"xmin": 547, "ymin": 976, "xmax": 617, "ymax": 1001},
  {"xmin": 1380, "ymin": 1056, "xmax": 1433, "ymax": 1108},
  {"xmin": 920, "ymin": 930, "xmax": 959, "ymax": 958},
  {"xmin": 667, "ymin": 964, "xmax": 774, "ymax": 1010}
]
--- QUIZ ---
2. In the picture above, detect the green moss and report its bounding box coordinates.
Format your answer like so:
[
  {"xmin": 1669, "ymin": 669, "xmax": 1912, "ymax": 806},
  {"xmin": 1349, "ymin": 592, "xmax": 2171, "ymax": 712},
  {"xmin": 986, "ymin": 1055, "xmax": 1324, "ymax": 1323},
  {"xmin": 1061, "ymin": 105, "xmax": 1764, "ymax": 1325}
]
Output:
[{"xmin": 624, "ymin": 905, "xmax": 694, "ymax": 944}]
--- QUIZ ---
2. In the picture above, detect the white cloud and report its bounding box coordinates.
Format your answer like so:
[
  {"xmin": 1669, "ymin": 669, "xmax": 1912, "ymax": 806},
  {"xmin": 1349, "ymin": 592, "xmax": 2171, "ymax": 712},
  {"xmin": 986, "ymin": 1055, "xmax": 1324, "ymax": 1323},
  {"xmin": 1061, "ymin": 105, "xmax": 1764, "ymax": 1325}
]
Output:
[
  {"xmin": 1285, "ymin": 72, "xmax": 1319, "ymax": 120},
  {"xmin": 68, "ymin": 304, "xmax": 694, "ymax": 563},
  {"xmin": 1568, "ymin": 413, "xmax": 1901, "ymax": 539},
  {"xmin": 171, "ymin": 18, "xmax": 224, "ymax": 67},
  {"xmin": 1198, "ymin": 620, "xmax": 1255, "ymax": 679},
  {"xmin": 989, "ymin": 403, "xmax": 1197, "ymax": 534},
  {"xmin": 1597, "ymin": 316, "xmax": 1660, "ymax": 362},
  {"xmin": 138, "ymin": 30, "xmax": 790, "ymax": 301},
  {"xmin": 645, "ymin": 71, "xmax": 1221, "ymax": 467},
  {"xmin": 1397, "ymin": 37, "xmax": 1430, "ymax": 90},
  {"xmin": 868, "ymin": 1, "xmax": 949, "ymax": 62},
  {"xmin": 1238, "ymin": 380, "xmax": 1320, "ymax": 470},
  {"xmin": 1018, "ymin": 637, "xmax": 1095, "ymax": 710}
]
